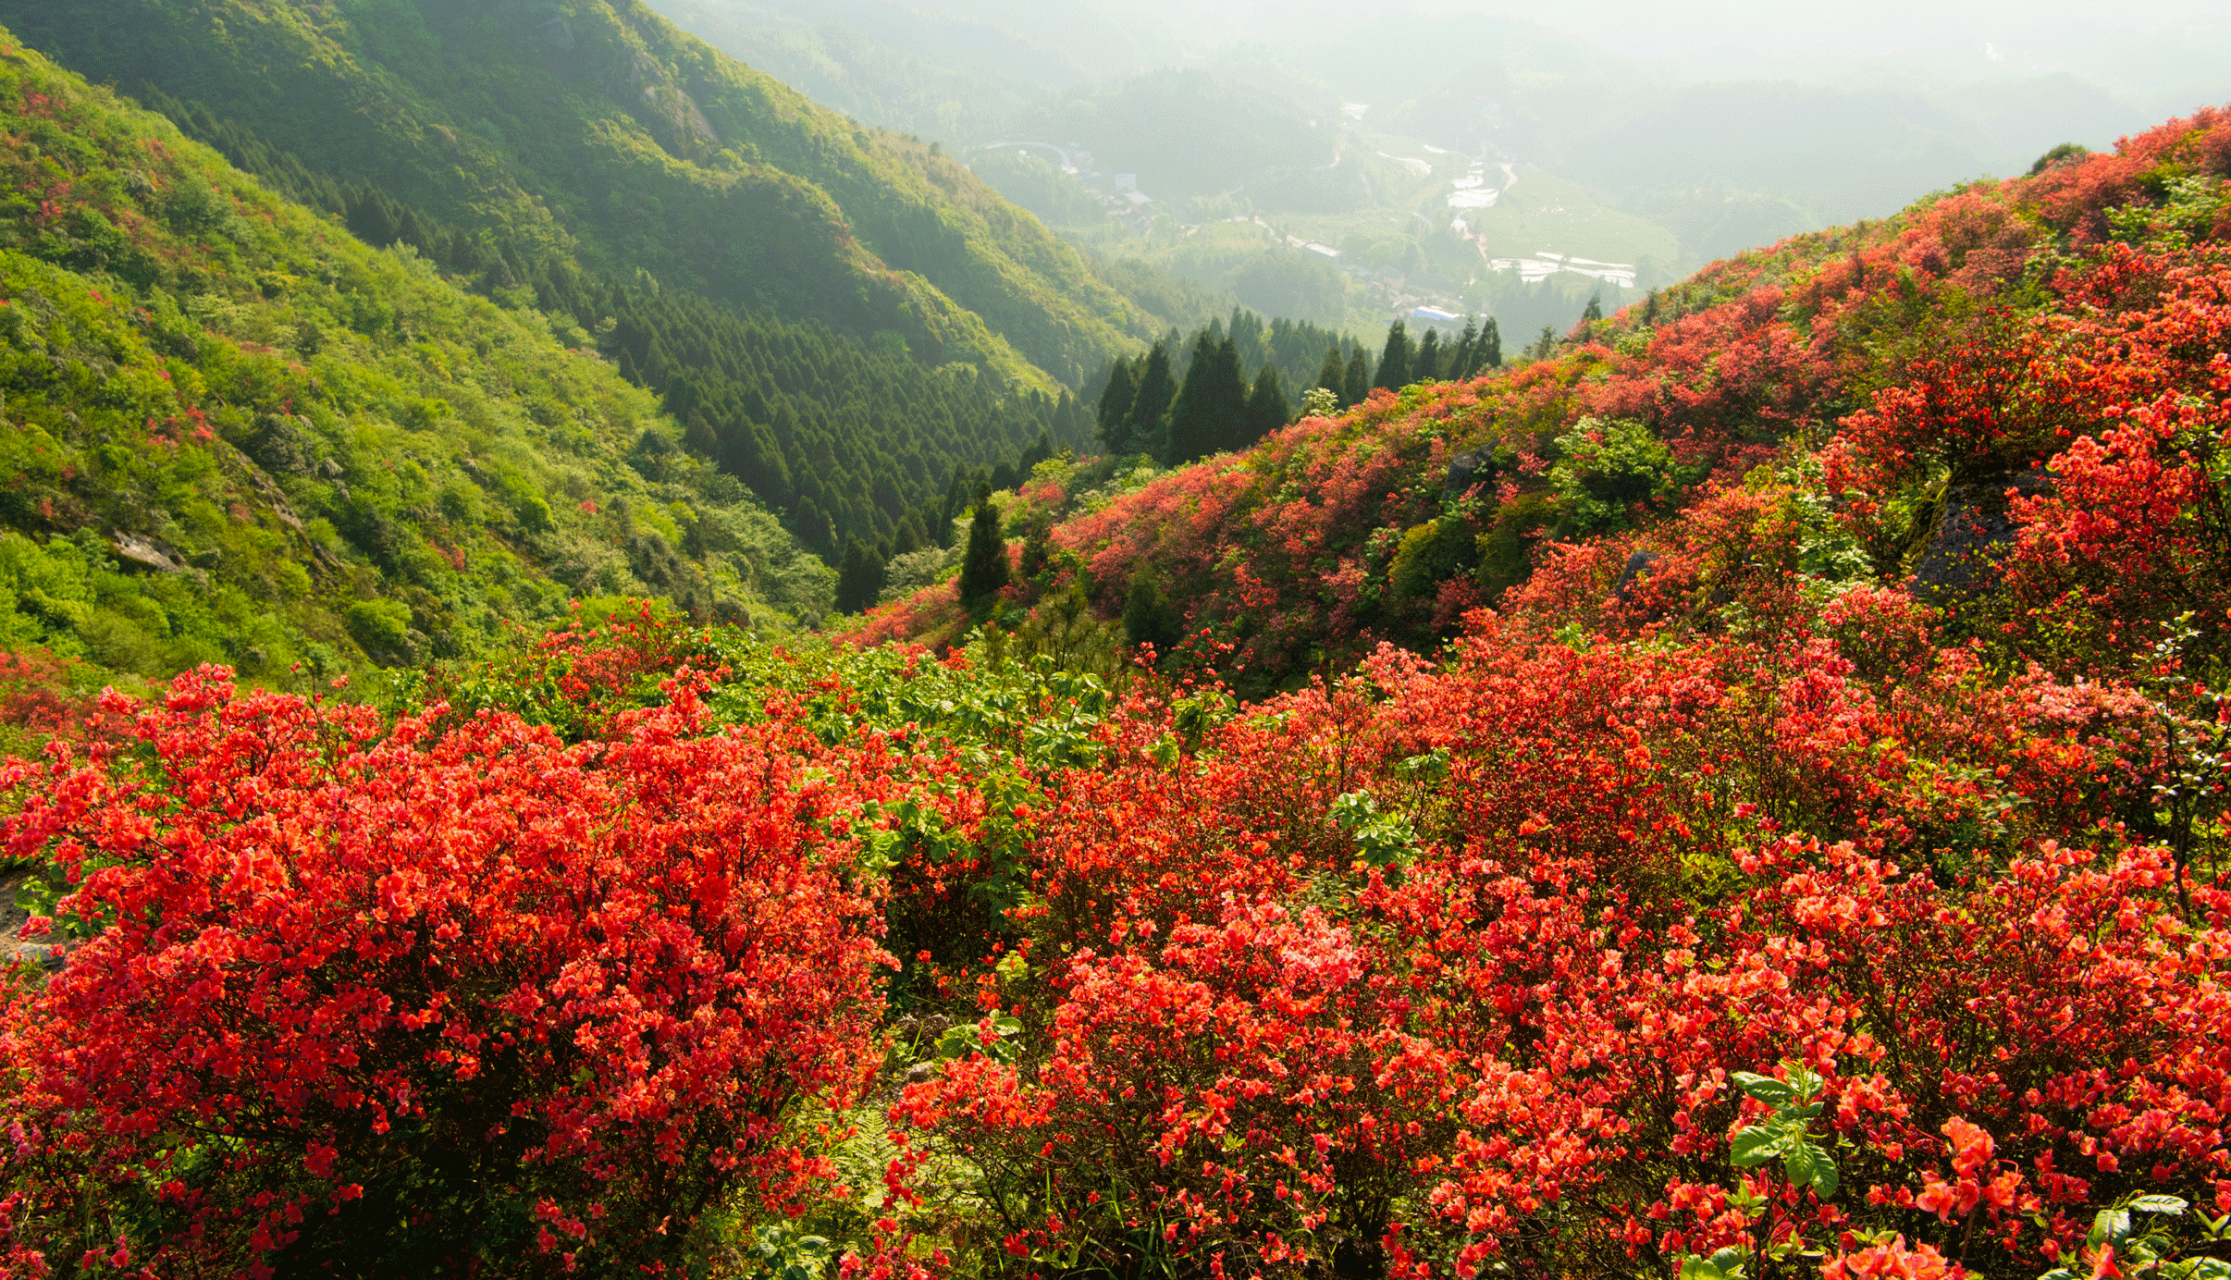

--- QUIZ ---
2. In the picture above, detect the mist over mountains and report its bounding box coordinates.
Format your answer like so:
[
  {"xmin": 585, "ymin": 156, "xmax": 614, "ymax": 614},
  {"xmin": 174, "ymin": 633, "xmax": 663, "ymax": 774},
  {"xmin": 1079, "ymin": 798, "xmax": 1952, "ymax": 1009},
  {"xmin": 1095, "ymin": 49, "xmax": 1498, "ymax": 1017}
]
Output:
[{"xmin": 655, "ymin": 0, "xmax": 2229, "ymax": 292}]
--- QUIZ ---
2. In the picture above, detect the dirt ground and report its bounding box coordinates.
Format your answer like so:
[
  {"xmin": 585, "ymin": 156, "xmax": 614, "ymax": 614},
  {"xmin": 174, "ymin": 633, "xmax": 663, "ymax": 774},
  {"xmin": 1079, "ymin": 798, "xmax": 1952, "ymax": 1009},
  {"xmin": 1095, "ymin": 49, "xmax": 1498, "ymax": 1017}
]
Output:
[{"xmin": 0, "ymin": 867, "xmax": 64, "ymax": 969}]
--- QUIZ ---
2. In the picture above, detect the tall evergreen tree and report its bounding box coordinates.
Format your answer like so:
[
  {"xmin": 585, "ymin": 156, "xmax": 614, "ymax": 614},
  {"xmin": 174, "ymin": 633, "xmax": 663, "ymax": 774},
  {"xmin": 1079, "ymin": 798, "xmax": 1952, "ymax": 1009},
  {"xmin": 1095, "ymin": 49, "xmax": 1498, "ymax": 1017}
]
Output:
[
  {"xmin": 1167, "ymin": 333, "xmax": 1248, "ymax": 464},
  {"xmin": 1413, "ymin": 328, "xmax": 1442, "ymax": 382},
  {"xmin": 939, "ymin": 469, "xmax": 970, "ymax": 545},
  {"xmin": 1582, "ymin": 291, "xmax": 1604, "ymax": 323},
  {"xmin": 1480, "ymin": 317, "xmax": 1503, "ymax": 369},
  {"xmin": 794, "ymin": 496, "xmax": 835, "ymax": 560},
  {"xmin": 1245, "ymin": 363, "xmax": 1289, "ymax": 444},
  {"xmin": 1451, "ymin": 317, "xmax": 1480, "ymax": 379},
  {"xmin": 1127, "ymin": 341, "xmax": 1178, "ymax": 460},
  {"xmin": 1095, "ymin": 357, "xmax": 1138, "ymax": 455},
  {"xmin": 1121, "ymin": 572, "xmax": 1179, "ymax": 653},
  {"xmin": 892, "ymin": 512, "xmax": 925, "ymax": 557},
  {"xmin": 1315, "ymin": 346, "xmax": 1347, "ymax": 399},
  {"xmin": 1053, "ymin": 390, "xmax": 1086, "ymax": 445},
  {"xmin": 1374, "ymin": 320, "xmax": 1412, "ymax": 391},
  {"xmin": 957, "ymin": 501, "xmax": 1009, "ymax": 615},
  {"xmin": 834, "ymin": 538, "xmax": 886, "ymax": 613},
  {"xmin": 1344, "ymin": 348, "xmax": 1371, "ymax": 406}
]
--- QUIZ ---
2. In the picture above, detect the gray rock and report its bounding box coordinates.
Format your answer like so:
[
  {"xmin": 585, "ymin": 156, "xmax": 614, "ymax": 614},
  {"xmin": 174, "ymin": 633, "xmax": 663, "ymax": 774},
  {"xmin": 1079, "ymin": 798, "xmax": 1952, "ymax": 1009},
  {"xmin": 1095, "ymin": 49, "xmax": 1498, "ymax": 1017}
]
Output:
[
  {"xmin": 1910, "ymin": 467, "xmax": 2052, "ymax": 604},
  {"xmin": 112, "ymin": 532, "xmax": 182, "ymax": 573},
  {"xmin": 1444, "ymin": 446, "xmax": 1497, "ymax": 498}
]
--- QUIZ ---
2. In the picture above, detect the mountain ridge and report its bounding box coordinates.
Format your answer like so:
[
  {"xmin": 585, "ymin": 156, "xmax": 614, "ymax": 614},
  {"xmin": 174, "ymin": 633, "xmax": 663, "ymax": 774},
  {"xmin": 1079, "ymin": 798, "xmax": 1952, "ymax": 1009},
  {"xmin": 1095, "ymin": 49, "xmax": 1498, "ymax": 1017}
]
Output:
[{"xmin": 0, "ymin": 0, "xmax": 1156, "ymax": 392}]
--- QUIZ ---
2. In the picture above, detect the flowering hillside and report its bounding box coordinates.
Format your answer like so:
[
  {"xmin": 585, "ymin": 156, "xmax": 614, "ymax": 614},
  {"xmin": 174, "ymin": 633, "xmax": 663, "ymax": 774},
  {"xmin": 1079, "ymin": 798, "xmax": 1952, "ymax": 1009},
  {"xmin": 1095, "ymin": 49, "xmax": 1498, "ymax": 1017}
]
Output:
[
  {"xmin": 857, "ymin": 109, "xmax": 2231, "ymax": 698},
  {"xmin": 0, "ymin": 113, "xmax": 2228, "ymax": 1279}
]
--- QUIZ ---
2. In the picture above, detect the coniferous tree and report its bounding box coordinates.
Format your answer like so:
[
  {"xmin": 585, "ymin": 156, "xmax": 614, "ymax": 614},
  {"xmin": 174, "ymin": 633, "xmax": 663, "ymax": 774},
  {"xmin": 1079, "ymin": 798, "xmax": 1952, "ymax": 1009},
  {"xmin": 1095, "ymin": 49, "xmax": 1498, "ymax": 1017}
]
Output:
[
  {"xmin": 1414, "ymin": 328, "xmax": 1442, "ymax": 382},
  {"xmin": 1096, "ymin": 358, "xmax": 1138, "ymax": 455},
  {"xmin": 957, "ymin": 501, "xmax": 1009, "ymax": 614},
  {"xmin": 1582, "ymin": 291, "xmax": 1604, "ymax": 323},
  {"xmin": 834, "ymin": 538, "xmax": 886, "ymax": 613},
  {"xmin": 795, "ymin": 496, "xmax": 835, "ymax": 559},
  {"xmin": 1167, "ymin": 333, "xmax": 1247, "ymax": 464},
  {"xmin": 1481, "ymin": 317, "xmax": 1503, "ymax": 369},
  {"xmin": 1375, "ymin": 321, "xmax": 1413, "ymax": 391},
  {"xmin": 938, "ymin": 469, "xmax": 970, "ymax": 546},
  {"xmin": 683, "ymin": 410, "xmax": 718, "ymax": 456},
  {"xmin": 1121, "ymin": 572, "xmax": 1179, "ymax": 653},
  {"xmin": 1315, "ymin": 346, "xmax": 1347, "ymax": 399},
  {"xmin": 892, "ymin": 513, "xmax": 924, "ymax": 557},
  {"xmin": 1127, "ymin": 342, "xmax": 1178, "ymax": 460},
  {"xmin": 1451, "ymin": 317, "xmax": 1480, "ymax": 379},
  {"xmin": 1530, "ymin": 324, "xmax": 1555, "ymax": 361},
  {"xmin": 1344, "ymin": 348, "xmax": 1371, "ymax": 406},
  {"xmin": 1018, "ymin": 524, "xmax": 1053, "ymax": 585},
  {"xmin": 1053, "ymin": 390, "xmax": 1086, "ymax": 446},
  {"xmin": 1245, "ymin": 364, "xmax": 1289, "ymax": 444}
]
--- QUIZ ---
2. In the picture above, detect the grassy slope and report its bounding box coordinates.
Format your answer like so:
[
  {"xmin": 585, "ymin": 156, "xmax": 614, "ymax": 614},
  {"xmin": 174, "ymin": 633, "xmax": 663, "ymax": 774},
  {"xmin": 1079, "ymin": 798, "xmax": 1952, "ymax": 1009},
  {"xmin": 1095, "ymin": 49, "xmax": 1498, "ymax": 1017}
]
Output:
[
  {"xmin": 0, "ymin": 27, "xmax": 831, "ymax": 685},
  {"xmin": 0, "ymin": 0, "xmax": 1154, "ymax": 391}
]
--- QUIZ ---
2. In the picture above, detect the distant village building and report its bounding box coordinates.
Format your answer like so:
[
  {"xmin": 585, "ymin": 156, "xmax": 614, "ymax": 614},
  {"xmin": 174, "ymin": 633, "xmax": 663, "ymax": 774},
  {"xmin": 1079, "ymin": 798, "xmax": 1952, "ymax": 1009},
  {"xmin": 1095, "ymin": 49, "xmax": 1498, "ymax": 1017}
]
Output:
[
  {"xmin": 1484, "ymin": 251, "xmax": 1638, "ymax": 290},
  {"xmin": 1409, "ymin": 306, "xmax": 1461, "ymax": 327}
]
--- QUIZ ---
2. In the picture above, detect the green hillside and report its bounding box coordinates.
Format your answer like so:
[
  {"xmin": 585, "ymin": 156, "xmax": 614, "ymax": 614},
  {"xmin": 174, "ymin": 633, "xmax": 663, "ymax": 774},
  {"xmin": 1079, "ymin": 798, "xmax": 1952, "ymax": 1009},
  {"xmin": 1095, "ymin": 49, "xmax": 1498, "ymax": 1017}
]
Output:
[
  {"xmin": 0, "ymin": 0, "xmax": 1150, "ymax": 390},
  {"xmin": 0, "ymin": 0, "xmax": 1186, "ymax": 567},
  {"xmin": 0, "ymin": 27, "xmax": 828, "ymax": 682}
]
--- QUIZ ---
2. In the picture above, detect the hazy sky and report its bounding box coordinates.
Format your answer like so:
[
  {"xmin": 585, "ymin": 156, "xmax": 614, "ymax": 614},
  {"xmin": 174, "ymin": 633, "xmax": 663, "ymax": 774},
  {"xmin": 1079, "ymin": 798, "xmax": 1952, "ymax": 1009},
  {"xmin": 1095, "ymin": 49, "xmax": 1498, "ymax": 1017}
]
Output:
[{"xmin": 902, "ymin": 0, "xmax": 2231, "ymax": 113}]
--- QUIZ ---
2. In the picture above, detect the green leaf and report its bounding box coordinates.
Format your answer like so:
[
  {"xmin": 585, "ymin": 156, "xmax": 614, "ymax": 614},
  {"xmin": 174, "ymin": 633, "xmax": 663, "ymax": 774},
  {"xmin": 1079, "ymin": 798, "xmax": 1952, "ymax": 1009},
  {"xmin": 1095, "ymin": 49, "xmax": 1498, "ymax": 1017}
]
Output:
[
  {"xmin": 2134, "ymin": 1195, "xmax": 2190, "ymax": 1216},
  {"xmin": 1732, "ymin": 1072, "xmax": 1795, "ymax": 1105},
  {"xmin": 1792, "ymin": 1141, "xmax": 1838, "ymax": 1198},
  {"xmin": 1678, "ymin": 1247, "xmax": 1749, "ymax": 1280},
  {"xmin": 1730, "ymin": 1123, "xmax": 1792, "ymax": 1167},
  {"xmin": 1707, "ymin": 1246, "xmax": 1751, "ymax": 1275},
  {"xmin": 2091, "ymin": 1208, "xmax": 2132, "ymax": 1248},
  {"xmin": 1785, "ymin": 1065, "xmax": 1823, "ymax": 1101}
]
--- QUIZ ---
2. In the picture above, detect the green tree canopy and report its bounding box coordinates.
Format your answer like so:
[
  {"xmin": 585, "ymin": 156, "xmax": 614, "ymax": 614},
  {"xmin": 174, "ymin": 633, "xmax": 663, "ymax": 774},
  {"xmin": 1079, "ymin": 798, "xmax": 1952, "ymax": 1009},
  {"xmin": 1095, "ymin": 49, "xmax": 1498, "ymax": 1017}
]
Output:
[
  {"xmin": 1245, "ymin": 364, "xmax": 1290, "ymax": 444},
  {"xmin": 1374, "ymin": 320, "xmax": 1411, "ymax": 391},
  {"xmin": 1167, "ymin": 334, "xmax": 1248, "ymax": 464},
  {"xmin": 1096, "ymin": 357, "xmax": 1139, "ymax": 456},
  {"xmin": 1127, "ymin": 341, "xmax": 1179, "ymax": 460},
  {"xmin": 1344, "ymin": 348, "xmax": 1371, "ymax": 405},
  {"xmin": 1315, "ymin": 346, "xmax": 1347, "ymax": 398},
  {"xmin": 1414, "ymin": 328, "xmax": 1441, "ymax": 382},
  {"xmin": 957, "ymin": 501, "xmax": 1010, "ymax": 615}
]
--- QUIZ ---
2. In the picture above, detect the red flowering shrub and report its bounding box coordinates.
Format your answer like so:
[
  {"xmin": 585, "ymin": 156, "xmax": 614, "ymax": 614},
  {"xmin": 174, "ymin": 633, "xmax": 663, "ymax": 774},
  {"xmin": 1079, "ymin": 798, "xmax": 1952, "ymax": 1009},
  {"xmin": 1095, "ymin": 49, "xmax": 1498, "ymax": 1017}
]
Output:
[
  {"xmin": 891, "ymin": 580, "xmax": 2230, "ymax": 1280},
  {"xmin": 0, "ymin": 667, "xmax": 887, "ymax": 1276},
  {"xmin": 898, "ymin": 894, "xmax": 1461, "ymax": 1278}
]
